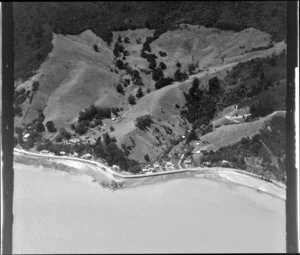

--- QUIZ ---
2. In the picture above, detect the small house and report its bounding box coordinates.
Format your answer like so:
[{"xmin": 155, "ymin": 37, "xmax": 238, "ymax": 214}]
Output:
[
  {"xmin": 23, "ymin": 133, "xmax": 30, "ymax": 141},
  {"xmin": 82, "ymin": 153, "xmax": 92, "ymax": 159},
  {"xmin": 59, "ymin": 151, "xmax": 66, "ymax": 156}
]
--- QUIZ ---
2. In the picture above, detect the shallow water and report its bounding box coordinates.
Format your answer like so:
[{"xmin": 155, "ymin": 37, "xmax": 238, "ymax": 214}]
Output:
[{"xmin": 13, "ymin": 163, "xmax": 285, "ymax": 253}]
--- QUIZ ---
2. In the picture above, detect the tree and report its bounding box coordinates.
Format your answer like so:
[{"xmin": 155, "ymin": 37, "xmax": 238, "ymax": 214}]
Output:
[
  {"xmin": 159, "ymin": 62, "xmax": 167, "ymax": 70},
  {"xmin": 93, "ymin": 44, "xmax": 99, "ymax": 52},
  {"xmin": 32, "ymin": 80, "xmax": 39, "ymax": 92},
  {"xmin": 59, "ymin": 127, "xmax": 72, "ymax": 139},
  {"xmin": 136, "ymin": 87, "xmax": 144, "ymax": 99},
  {"xmin": 116, "ymin": 59, "xmax": 125, "ymax": 69},
  {"xmin": 135, "ymin": 115, "xmax": 153, "ymax": 130},
  {"xmin": 208, "ymin": 76, "xmax": 220, "ymax": 95},
  {"xmin": 147, "ymin": 88, "xmax": 151, "ymax": 93},
  {"xmin": 152, "ymin": 68, "xmax": 164, "ymax": 81},
  {"xmin": 144, "ymin": 154, "xmax": 150, "ymax": 162},
  {"xmin": 118, "ymin": 35, "xmax": 122, "ymax": 43},
  {"xmin": 116, "ymin": 83, "xmax": 125, "ymax": 95},
  {"xmin": 35, "ymin": 122, "xmax": 45, "ymax": 132},
  {"xmin": 46, "ymin": 121, "xmax": 57, "ymax": 133},
  {"xmin": 110, "ymin": 126, "xmax": 115, "ymax": 131},
  {"xmin": 128, "ymin": 94, "xmax": 136, "ymax": 105},
  {"xmin": 124, "ymin": 36, "xmax": 130, "ymax": 43},
  {"xmin": 176, "ymin": 62, "xmax": 181, "ymax": 68},
  {"xmin": 75, "ymin": 122, "xmax": 88, "ymax": 135}
]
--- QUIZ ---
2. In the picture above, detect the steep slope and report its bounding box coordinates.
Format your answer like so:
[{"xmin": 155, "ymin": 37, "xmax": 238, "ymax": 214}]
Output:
[{"xmin": 18, "ymin": 30, "xmax": 119, "ymax": 128}]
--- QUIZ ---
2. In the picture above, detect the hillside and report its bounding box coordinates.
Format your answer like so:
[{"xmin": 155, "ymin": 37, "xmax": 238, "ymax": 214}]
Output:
[
  {"xmin": 13, "ymin": 2, "xmax": 286, "ymax": 81},
  {"xmin": 14, "ymin": 24, "xmax": 286, "ymax": 164}
]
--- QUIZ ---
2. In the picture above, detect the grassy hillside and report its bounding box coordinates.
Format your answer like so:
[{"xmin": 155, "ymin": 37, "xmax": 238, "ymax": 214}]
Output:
[{"xmin": 13, "ymin": 1, "xmax": 286, "ymax": 80}]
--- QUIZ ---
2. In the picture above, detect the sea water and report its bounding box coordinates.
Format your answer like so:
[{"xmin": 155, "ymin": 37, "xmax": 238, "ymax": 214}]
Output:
[{"xmin": 13, "ymin": 163, "xmax": 285, "ymax": 253}]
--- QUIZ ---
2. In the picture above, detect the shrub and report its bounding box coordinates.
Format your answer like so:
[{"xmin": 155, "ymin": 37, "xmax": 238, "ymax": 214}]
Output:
[
  {"xmin": 135, "ymin": 115, "xmax": 153, "ymax": 130},
  {"xmin": 46, "ymin": 121, "xmax": 57, "ymax": 133},
  {"xmin": 136, "ymin": 37, "xmax": 142, "ymax": 44},
  {"xmin": 128, "ymin": 94, "xmax": 136, "ymax": 105},
  {"xmin": 110, "ymin": 126, "xmax": 115, "ymax": 131}
]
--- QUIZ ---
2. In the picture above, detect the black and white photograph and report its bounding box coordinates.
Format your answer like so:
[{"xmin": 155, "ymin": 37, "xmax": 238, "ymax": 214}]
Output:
[{"xmin": 1, "ymin": 1, "xmax": 299, "ymax": 253}]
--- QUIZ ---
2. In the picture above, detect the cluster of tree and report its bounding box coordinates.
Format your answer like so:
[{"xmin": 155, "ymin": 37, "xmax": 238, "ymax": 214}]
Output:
[
  {"xmin": 181, "ymin": 78, "xmax": 217, "ymax": 125},
  {"xmin": 155, "ymin": 77, "xmax": 174, "ymax": 90},
  {"xmin": 14, "ymin": 87, "xmax": 31, "ymax": 105},
  {"xmin": 249, "ymin": 93, "xmax": 278, "ymax": 118},
  {"xmin": 14, "ymin": 104, "xmax": 23, "ymax": 117},
  {"xmin": 113, "ymin": 41, "xmax": 125, "ymax": 58},
  {"xmin": 78, "ymin": 105, "xmax": 112, "ymax": 122},
  {"xmin": 46, "ymin": 121, "xmax": 57, "ymax": 133},
  {"xmin": 93, "ymin": 133, "xmax": 141, "ymax": 173},
  {"xmin": 136, "ymin": 87, "xmax": 144, "ymax": 99},
  {"xmin": 55, "ymin": 127, "xmax": 72, "ymax": 142},
  {"xmin": 134, "ymin": 115, "xmax": 153, "ymax": 130},
  {"xmin": 159, "ymin": 51, "xmax": 167, "ymax": 57},
  {"xmin": 174, "ymin": 69, "xmax": 188, "ymax": 82},
  {"xmin": 202, "ymin": 132, "xmax": 286, "ymax": 183}
]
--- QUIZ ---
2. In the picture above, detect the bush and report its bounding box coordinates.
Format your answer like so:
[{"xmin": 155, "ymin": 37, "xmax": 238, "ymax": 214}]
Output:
[
  {"xmin": 135, "ymin": 115, "xmax": 153, "ymax": 130},
  {"xmin": 128, "ymin": 94, "xmax": 136, "ymax": 105},
  {"xmin": 46, "ymin": 121, "xmax": 57, "ymax": 133},
  {"xmin": 110, "ymin": 126, "xmax": 115, "ymax": 131}
]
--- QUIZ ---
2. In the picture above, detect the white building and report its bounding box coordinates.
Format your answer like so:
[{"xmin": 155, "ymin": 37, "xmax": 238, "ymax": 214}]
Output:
[
  {"xmin": 59, "ymin": 151, "xmax": 66, "ymax": 156},
  {"xmin": 40, "ymin": 150, "xmax": 49, "ymax": 154},
  {"xmin": 81, "ymin": 153, "xmax": 92, "ymax": 159},
  {"xmin": 112, "ymin": 165, "xmax": 120, "ymax": 171},
  {"xmin": 23, "ymin": 133, "xmax": 30, "ymax": 141}
]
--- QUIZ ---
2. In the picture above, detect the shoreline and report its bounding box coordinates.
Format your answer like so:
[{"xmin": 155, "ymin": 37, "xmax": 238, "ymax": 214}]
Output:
[{"xmin": 13, "ymin": 148, "xmax": 285, "ymax": 199}]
